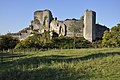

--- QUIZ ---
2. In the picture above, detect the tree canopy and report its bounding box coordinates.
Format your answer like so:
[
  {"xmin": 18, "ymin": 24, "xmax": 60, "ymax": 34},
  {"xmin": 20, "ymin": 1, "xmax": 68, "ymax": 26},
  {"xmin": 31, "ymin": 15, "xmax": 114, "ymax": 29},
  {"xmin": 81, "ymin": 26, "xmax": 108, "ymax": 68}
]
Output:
[
  {"xmin": 102, "ymin": 24, "xmax": 120, "ymax": 47},
  {"xmin": 0, "ymin": 35, "xmax": 19, "ymax": 50}
]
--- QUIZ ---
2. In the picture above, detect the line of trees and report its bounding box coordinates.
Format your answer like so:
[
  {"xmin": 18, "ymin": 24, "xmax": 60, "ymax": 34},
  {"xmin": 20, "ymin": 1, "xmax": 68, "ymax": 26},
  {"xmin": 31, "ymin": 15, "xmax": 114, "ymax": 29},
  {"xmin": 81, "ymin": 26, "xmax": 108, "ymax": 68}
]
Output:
[{"xmin": 15, "ymin": 31, "xmax": 93, "ymax": 49}]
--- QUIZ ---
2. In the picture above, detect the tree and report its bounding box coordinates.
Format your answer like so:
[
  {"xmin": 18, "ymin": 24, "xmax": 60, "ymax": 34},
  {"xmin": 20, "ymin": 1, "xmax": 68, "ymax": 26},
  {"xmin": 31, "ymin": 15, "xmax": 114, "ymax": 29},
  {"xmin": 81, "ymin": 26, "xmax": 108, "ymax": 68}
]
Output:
[
  {"xmin": 15, "ymin": 31, "xmax": 51, "ymax": 49},
  {"xmin": 0, "ymin": 35, "xmax": 19, "ymax": 50},
  {"xmin": 102, "ymin": 24, "xmax": 120, "ymax": 47},
  {"xmin": 15, "ymin": 34, "xmax": 42, "ymax": 49}
]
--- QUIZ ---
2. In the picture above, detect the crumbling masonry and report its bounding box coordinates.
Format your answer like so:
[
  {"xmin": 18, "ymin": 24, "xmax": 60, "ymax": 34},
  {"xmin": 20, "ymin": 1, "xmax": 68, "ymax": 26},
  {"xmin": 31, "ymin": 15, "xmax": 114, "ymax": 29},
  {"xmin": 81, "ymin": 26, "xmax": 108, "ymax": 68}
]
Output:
[{"xmin": 11, "ymin": 9, "xmax": 109, "ymax": 42}]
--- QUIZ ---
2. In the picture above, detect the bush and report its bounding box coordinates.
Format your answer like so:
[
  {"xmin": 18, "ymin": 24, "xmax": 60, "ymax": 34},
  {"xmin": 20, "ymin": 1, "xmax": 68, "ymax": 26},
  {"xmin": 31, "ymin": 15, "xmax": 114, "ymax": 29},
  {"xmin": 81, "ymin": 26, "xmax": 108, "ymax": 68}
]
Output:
[
  {"xmin": 0, "ymin": 35, "xmax": 19, "ymax": 50},
  {"xmin": 51, "ymin": 37, "xmax": 92, "ymax": 49},
  {"xmin": 102, "ymin": 24, "xmax": 120, "ymax": 47}
]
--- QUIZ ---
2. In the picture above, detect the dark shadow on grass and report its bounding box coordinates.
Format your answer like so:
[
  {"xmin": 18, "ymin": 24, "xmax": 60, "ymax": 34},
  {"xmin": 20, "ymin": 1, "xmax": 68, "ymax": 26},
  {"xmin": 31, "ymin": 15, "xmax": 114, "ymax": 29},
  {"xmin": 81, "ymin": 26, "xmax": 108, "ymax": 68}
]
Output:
[
  {"xmin": 0, "ymin": 52, "xmax": 120, "ymax": 80},
  {"xmin": 1, "ymin": 52, "xmax": 119, "ymax": 66},
  {"xmin": 68, "ymin": 52, "xmax": 120, "ymax": 61},
  {"xmin": 0, "ymin": 52, "xmax": 26, "ymax": 58},
  {"xmin": 0, "ymin": 67, "xmax": 93, "ymax": 80},
  {"xmin": 0, "ymin": 52, "xmax": 26, "ymax": 64}
]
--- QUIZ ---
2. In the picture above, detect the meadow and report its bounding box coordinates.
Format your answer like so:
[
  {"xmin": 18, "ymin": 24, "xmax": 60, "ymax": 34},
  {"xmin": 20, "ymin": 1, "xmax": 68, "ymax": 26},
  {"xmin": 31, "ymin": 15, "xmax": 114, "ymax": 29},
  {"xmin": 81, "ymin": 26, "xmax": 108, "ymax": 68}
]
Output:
[{"xmin": 0, "ymin": 48, "xmax": 120, "ymax": 80}]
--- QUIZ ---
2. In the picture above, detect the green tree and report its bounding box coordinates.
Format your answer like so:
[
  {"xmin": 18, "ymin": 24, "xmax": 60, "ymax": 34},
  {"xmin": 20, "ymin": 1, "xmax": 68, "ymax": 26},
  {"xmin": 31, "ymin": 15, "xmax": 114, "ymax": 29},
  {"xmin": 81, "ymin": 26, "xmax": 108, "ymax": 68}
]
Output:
[
  {"xmin": 102, "ymin": 24, "xmax": 120, "ymax": 47},
  {"xmin": 15, "ymin": 31, "xmax": 51, "ymax": 49},
  {"xmin": 15, "ymin": 34, "xmax": 42, "ymax": 49},
  {"xmin": 0, "ymin": 35, "xmax": 19, "ymax": 50}
]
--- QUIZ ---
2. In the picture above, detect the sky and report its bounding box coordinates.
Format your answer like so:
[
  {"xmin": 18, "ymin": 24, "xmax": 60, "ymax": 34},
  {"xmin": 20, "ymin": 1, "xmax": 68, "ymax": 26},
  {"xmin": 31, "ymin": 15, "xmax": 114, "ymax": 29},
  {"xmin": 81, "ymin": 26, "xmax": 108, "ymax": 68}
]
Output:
[{"xmin": 0, "ymin": 0, "xmax": 120, "ymax": 34}]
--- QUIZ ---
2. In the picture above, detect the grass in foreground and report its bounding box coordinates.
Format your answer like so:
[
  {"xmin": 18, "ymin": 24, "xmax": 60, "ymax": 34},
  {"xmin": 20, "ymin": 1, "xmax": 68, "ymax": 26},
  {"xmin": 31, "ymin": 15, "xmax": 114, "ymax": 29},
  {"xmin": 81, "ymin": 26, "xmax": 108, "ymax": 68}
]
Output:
[{"xmin": 0, "ymin": 48, "xmax": 120, "ymax": 80}]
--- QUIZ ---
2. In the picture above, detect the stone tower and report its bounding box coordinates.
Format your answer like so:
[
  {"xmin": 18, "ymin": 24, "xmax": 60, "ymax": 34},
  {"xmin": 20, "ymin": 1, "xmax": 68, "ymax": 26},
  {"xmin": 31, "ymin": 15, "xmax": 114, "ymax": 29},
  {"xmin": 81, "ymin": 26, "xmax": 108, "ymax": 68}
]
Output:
[
  {"xmin": 83, "ymin": 10, "xmax": 96, "ymax": 42},
  {"xmin": 33, "ymin": 9, "xmax": 53, "ymax": 31}
]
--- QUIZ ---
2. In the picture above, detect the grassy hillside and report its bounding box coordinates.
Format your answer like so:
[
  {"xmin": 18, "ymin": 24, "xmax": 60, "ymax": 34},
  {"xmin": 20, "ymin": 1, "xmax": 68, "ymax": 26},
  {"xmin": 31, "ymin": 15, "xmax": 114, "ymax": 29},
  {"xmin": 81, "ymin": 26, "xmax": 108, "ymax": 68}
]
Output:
[{"xmin": 0, "ymin": 48, "xmax": 120, "ymax": 80}]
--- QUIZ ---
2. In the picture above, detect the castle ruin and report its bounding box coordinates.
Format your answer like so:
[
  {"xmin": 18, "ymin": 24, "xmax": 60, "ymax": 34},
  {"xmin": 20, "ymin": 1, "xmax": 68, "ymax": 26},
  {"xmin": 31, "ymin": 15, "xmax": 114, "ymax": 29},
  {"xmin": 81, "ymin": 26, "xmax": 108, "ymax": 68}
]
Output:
[{"xmin": 10, "ymin": 9, "xmax": 109, "ymax": 42}]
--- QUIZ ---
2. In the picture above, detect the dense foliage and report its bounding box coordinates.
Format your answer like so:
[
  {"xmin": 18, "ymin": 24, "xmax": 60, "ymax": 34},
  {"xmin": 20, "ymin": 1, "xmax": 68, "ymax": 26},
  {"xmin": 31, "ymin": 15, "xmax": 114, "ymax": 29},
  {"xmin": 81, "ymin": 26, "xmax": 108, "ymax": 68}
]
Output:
[
  {"xmin": 102, "ymin": 24, "xmax": 120, "ymax": 47},
  {"xmin": 15, "ymin": 31, "xmax": 51, "ymax": 49},
  {"xmin": 15, "ymin": 32, "xmax": 93, "ymax": 49},
  {"xmin": 52, "ymin": 37, "xmax": 92, "ymax": 49},
  {"xmin": 0, "ymin": 35, "xmax": 19, "ymax": 50}
]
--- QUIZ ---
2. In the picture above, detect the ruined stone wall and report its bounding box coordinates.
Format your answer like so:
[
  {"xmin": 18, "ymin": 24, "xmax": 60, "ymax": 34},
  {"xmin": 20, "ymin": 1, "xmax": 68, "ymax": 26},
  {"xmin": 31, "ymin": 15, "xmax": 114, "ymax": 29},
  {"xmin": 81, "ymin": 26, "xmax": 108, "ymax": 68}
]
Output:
[
  {"xmin": 96, "ymin": 24, "xmax": 109, "ymax": 39},
  {"xmin": 33, "ymin": 10, "xmax": 53, "ymax": 31},
  {"xmin": 42, "ymin": 10, "xmax": 53, "ymax": 30},
  {"xmin": 34, "ymin": 11, "xmax": 43, "ymax": 23},
  {"xmin": 14, "ymin": 9, "xmax": 109, "ymax": 42},
  {"xmin": 63, "ymin": 19, "xmax": 83, "ymax": 37},
  {"xmin": 50, "ymin": 20, "xmax": 66, "ymax": 36}
]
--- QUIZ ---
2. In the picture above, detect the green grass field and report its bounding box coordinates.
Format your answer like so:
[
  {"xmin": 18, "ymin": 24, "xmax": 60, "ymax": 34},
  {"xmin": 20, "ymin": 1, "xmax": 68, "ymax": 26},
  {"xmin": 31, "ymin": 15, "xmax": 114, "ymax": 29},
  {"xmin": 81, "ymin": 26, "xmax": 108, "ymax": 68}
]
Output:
[{"xmin": 0, "ymin": 48, "xmax": 120, "ymax": 80}]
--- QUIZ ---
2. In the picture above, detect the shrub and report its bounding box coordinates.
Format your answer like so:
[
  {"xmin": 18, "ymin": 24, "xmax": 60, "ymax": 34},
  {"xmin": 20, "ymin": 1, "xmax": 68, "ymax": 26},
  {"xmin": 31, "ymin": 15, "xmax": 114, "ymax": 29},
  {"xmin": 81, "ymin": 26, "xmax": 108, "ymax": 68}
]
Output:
[
  {"xmin": 0, "ymin": 35, "xmax": 19, "ymax": 50},
  {"xmin": 102, "ymin": 24, "xmax": 120, "ymax": 47}
]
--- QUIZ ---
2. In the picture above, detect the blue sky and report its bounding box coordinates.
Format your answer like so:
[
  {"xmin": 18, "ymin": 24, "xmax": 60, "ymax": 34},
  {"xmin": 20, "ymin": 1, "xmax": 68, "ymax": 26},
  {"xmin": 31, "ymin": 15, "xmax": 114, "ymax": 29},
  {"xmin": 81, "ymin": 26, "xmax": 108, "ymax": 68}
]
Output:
[{"xmin": 0, "ymin": 0, "xmax": 120, "ymax": 34}]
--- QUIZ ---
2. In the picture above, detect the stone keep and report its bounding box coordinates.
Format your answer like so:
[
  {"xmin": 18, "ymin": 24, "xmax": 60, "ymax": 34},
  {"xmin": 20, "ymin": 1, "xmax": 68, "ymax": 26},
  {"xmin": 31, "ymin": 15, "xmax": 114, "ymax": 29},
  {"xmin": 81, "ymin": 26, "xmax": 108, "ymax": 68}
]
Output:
[
  {"xmin": 33, "ymin": 9, "xmax": 53, "ymax": 32},
  {"xmin": 84, "ymin": 10, "xmax": 96, "ymax": 42}
]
